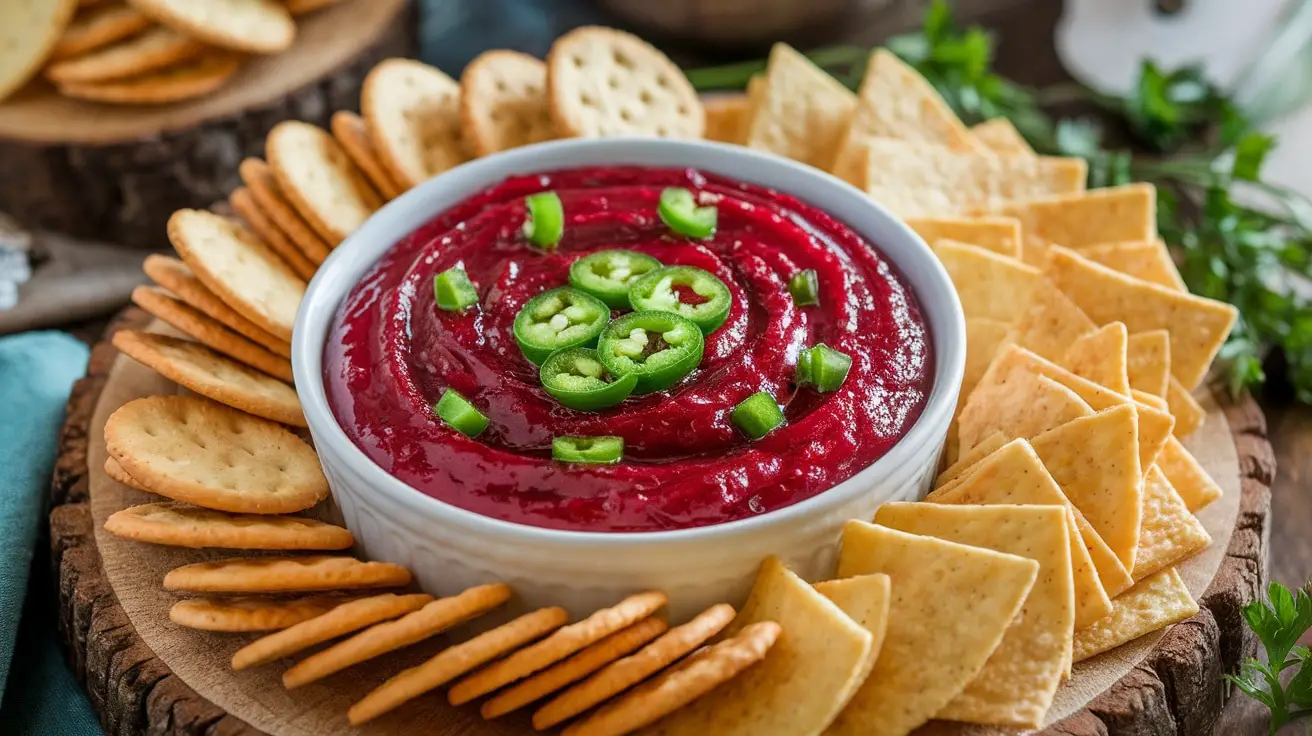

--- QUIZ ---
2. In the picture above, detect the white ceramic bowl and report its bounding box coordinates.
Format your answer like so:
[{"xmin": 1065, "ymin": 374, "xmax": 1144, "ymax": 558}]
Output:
[{"xmin": 293, "ymin": 138, "xmax": 965, "ymax": 622}]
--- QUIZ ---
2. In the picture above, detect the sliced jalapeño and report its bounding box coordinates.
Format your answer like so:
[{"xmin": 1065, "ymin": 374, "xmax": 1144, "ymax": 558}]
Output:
[
  {"xmin": 552, "ymin": 435, "xmax": 624, "ymax": 464},
  {"xmin": 796, "ymin": 344, "xmax": 852, "ymax": 392},
  {"xmin": 434, "ymin": 389, "xmax": 489, "ymax": 438},
  {"xmin": 568, "ymin": 249, "xmax": 663, "ymax": 309},
  {"xmin": 627, "ymin": 265, "xmax": 732, "ymax": 334},
  {"xmin": 597, "ymin": 310, "xmax": 704, "ymax": 394},
  {"xmin": 522, "ymin": 191, "xmax": 564, "ymax": 250},
  {"xmin": 658, "ymin": 187, "xmax": 717, "ymax": 239},
  {"xmin": 513, "ymin": 287, "xmax": 611, "ymax": 365},
  {"xmin": 539, "ymin": 348, "xmax": 638, "ymax": 411},
  {"xmin": 433, "ymin": 266, "xmax": 478, "ymax": 312}
]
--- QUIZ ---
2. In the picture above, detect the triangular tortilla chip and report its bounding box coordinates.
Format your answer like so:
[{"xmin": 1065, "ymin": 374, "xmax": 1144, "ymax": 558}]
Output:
[
  {"xmin": 936, "ymin": 431, "xmax": 1005, "ymax": 488},
  {"xmin": 935, "ymin": 240, "xmax": 1040, "ymax": 322},
  {"xmin": 1062, "ymin": 322, "xmax": 1131, "ymax": 396},
  {"xmin": 957, "ymin": 363, "xmax": 1093, "ymax": 452},
  {"xmin": 813, "ymin": 574, "xmax": 891, "ymax": 672},
  {"xmin": 925, "ymin": 439, "xmax": 1120, "ymax": 626},
  {"xmin": 978, "ymin": 184, "xmax": 1157, "ymax": 265},
  {"xmin": 648, "ymin": 557, "xmax": 873, "ymax": 735},
  {"xmin": 1073, "ymin": 568, "xmax": 1198, "ymax": 663},
  {"xmin": 1127, "ymin": 330, "xmax": 1171, "ymax": 398},
  {"xmin": 1031, "ymin": 406, "xmax": 1144, "ymax": 570},
  {"xmin": 964, "ymin": 318, "xmax": 1011, "ymax": 401},
  {"xmin": 862, "ymin": 139, "xmax": 1087, "ymax": 218},
  {"xmin": 1003, "ymin": 278, "xmax": 1097, "ymax": 361},
  {"xmin": 831, "ymin": 522, "xmax": 1038, "ymax": 736},
  {"xmin": 743, "ymin": 43, "xmax": 857, "ymax": 170},
  {"xmin": 905, "ymin": 216, "xmax": 1022, "ymax": 259},
  {"xmin": 703, "ymin": 94, "xmax": 750, "ymax": 144},
  {"xmin": 1079, "ymin": 240, "xmax": 1187, "ymax": 292},
  {"xmin": 1045, "ymin": 246, "xmax": 1238, "ymax": 389},
  {"xmin": 971, "ymin": 117, "xmax": 1035, "ymax": 156},
  {"xmin": 1157, "ymin": 437, "xmax": 1222, "ymax": 511},
  {"xmin": 1133, "ymin": 388, "xmax": 1168, "ymax": 411},
  {"xmin": 1166, "ymin": 377, "xmax": 1206, "ymax": 437},
  {"xmin": 830, "ymin": 49, "xmax": 984, "ymax": 183},
  {"xmin": 874, "ymin": 503, "xmax": 1072, "ymax": 728},
  {"xmin": 1132, "ymin": 467, "xmax": 1212, "ymax": 582}
]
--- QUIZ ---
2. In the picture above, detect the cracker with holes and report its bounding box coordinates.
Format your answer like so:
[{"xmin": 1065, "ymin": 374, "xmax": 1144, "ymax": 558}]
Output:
[
  {"xmin": 167, "ymin": 209, "xmax": 306, "ymax": 343},
  {"xmin": 46, "ymin": 26, "xmax": 206, "ymax": 84},
  {"xmin": 169, "ymin": 596, "xmax": 345, "ymax": 632},
  {"xmin": 112, "ymin": 331, "xmax": 303, "ymax": 425},
  {"xmin": 238, "ymin": 158, "xmax": 333, "ymax": 266},
  {"xmin": 104, "ymin": 455, "xmax": 151, "ymax": 492},
  {"xmin": 105, "ymin": 502, "xmax": 353, "ymax": 549},
  {"xmin": 331, "ymin": 110, "xmax": 405, "ymax": 200},
  {"xmin": 362, "ymin": 58, "xmax": 466, "ymax": 189},
  {"xmin": 228, "ymin": 188, "xmax": 318, "ymax": 281},
  {"xmin": 164, "ymin": 555, "xmax": 412, "ymax": 593},
  {"xmin": 0, "ymin": 0, "xmax": 76, "ymax": 102},
  {"xmin": 51, "ymin": 3, "xmax": 150, "ymax": 60},
  {"xmin": 233, "ymin": 593, "xmax": 433, "ymax": 670},
  {"xmin": 130, "ymin": 285, "xmax": 294, "ymax": 382},
  {"xmin": 57, "ymin": 52, "xmax": 243, "ymax": 105},
  {"xmin": 282, "ymin": 583, "xmax": 513, "ymax": 688},
  {"xmin": 547, "ymin": 26, "xmax": 703, "ymax": 140},
  {"xmin": 105, "ymin": 395, "xmax": 327, "ymax": 514},
  {"xmin": 126, "ymin": 0, "xmax": 294, "ymax": 54},
  {"xmin": 143, "ymin": 255, "xmax": 291, "ymax": 358},
  {"xmin": 266, "ymin": 120, "xmax": 383, "ymax": 246},
  {"xmin": 460, "ymin": 49, "xmax": 556, "ymax": 157}
]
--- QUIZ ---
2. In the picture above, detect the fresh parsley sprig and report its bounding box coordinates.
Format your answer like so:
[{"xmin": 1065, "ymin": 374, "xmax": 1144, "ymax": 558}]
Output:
[{"xmin": 1226, "ymin": 582, "xmax": 1312, "ymax": 734}]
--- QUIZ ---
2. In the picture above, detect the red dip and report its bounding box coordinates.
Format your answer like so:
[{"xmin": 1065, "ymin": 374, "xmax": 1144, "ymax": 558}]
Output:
[{"xmin": 324, "ymin": 167, "xmax": 934, "ymax": 532}]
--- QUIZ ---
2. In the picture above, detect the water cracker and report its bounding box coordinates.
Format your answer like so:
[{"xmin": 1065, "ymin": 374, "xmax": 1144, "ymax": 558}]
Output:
[
  {"xmin": 266, "ymin": 120, "xmax": 383, "ymax": 246},
  {"xmin": 362, "ymin": 58, "xmax": 466, "ymax": 189},
  {"xmin": 331, "ymin": 110, "xmax": 405, "ymax": 200},
  {"xmin": 233, "ymin": 593, "xmax": 434, "ymax": 670},
  {"xmin": 104, "ymin": 455, "xmax": 151, "ymax": 493},
  {"xmin": 0, "ymin": 0, "xmax": 76, "ymax": 102},
  {"xmin": 127, "ymin": 0, "xmax": 295, "ymax": 54},
  {"xmin": 165, "ymin": 555, "xmax": 411, "ymax": 594},
  {"xmin": 130, "ymin": 285, "xmax": 293, "ymax": 382},
  {"xmin": 460, "ymin": 49, "xmax": 555, "ymax": 157},
  {"xmin": 143, "ymin": 255, "xmax": 291, "ymax": 358},
  {"xmin": 105, "ymin": 502, "xmax": 352, "ymax": 549},
  {"xmin": 228, "ymin": 187, "xmax": 319, "ymax": 282},
  {"xmin": 170, "ymin": 596, "xmax": 344, "ymax": 632}
]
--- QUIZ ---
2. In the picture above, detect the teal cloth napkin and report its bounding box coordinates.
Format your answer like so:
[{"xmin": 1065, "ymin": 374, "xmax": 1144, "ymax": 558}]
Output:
[{"xmin": 0, "ymin": 331, "xmax": 100, "ymax": 734}]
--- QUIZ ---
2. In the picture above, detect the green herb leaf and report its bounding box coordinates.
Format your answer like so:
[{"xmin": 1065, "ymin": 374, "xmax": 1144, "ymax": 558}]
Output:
[{"xmin": 1232, "ymin": 132, "xmax": 1277, "ymax": 181}]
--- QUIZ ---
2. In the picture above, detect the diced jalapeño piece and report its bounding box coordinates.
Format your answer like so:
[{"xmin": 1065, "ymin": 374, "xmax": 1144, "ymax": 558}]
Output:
[
  {"xmin": 796, "ymin": 344, "xmax": 852, "ymax": 392},
  {"xmin": 788, "ymin": 269, "xmax": 819, "ymax": 306},
  {"xmin": 522, "ymin": 191, "xmax": 564, "ymax": 250},
  {"xmin": 434, "ymin": 266, "xmax": 479, "ymax": 311},
  {"xmin": 732, "ymin": 392, "xmax": 785, "ymax": 439},
  {"xmin": 435, "ymin": 389, "xmax": 489, "ymax": 438}
]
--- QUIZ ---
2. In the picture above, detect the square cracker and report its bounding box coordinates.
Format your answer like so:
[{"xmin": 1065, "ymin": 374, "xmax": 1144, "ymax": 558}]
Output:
[
  {"xmin": 1079, "ymin": 240, "xmax": 1186, "ymax": 292},
  {"xmin": 935, "ymin": 431, "xmax": 1005, "ymax": 488},
  {"xmin": 979, "ymin": 183, "xmax": 1157, "ymax": 265},
  {"xmin": 743, "ymin": 43, "xmax": 856, "ymax": 171},
  {"xmin": 1157, "ymin": 437, "xmax": 1223, "ymax": 511},
  {"xmin": 644, "ymin": 557, "xmax": 874, "ymax": 735},
  {"xmin": 934, "ymin": 240, "xmax": 1040, "ymax": 322},
  {"xmin": 1127, "ymin": 330, "xmax": 1172, "ymax": 398},
  {"xmin": 1073, "ymin": 568, "xmax": 1198, "ymax": 663},
  {"xmin": 963, "ymin": 318, "xmax": 1011, "ymax": 400},
  {"xmin": 830, "ymin": 48, "xmax": 985, "ymax": 183},
  {"xmin": 971, "ymin": 118, "xmax": 1035, "ymax": 156},
  {"xmin": 957, "ymin": 362, "xmax": 1093, "ymax": 453},
  {"xmin": 1046, "ymin": 246, "xmax": 1238, "ymax": 390},
  {"xmin": 926, "ymin": 439, "xmax": 1119, "ymax": 626},
  {"xmin": 1003, "ymin": 277, "xmax": 1097, "ymax": 362},
  {"xmin": 1132, "ymin": 467, "xmax": 1211, "ymax": 582},
  {"xmin": 832, "ymin": 522, "xmax": 1039, "ymax": 736},
  {"xmin": 1167, "ymin": 377, "xmax": 1206, "ymax": 437},
  {"xmin": 905, "ymin": 216, "xmax": 1022, "ymax": 259},
  {"xmin": 861, "ymin": 139, "xmax": 1087, "ymax": 217},
  {"xmin": 874, "ymin": 503, "xmax": 1072, "ymax": 729},
  {"xmin": 1061, "ymin": 322, "xmax": 1131, "ymax": 396}
]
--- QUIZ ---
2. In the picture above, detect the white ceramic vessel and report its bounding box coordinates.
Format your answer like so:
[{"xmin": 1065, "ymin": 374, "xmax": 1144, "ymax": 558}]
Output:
[{"xmin": 293, "ymin": 138, "xmax": 966, "ymax": 622}]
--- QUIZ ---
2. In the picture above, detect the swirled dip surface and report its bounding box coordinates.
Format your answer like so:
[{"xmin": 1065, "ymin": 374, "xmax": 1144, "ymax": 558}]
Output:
[{"xmin": 325, "ymin": 167, "xmax": 933, "ymax": 532}]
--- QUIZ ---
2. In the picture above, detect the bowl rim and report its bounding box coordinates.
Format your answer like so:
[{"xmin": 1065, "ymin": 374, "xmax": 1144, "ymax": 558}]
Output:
[{"xmin": 292, "ymin": 137, "xmax": 966, "ymax": 549}]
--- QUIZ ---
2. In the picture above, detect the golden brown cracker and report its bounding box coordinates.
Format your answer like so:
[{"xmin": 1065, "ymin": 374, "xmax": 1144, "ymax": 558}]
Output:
[
  {"xmin": 703, "ymin": 94, "xmax": 749, "ymax": 144},
  {"xmin": 331, "ymin": 110, "xmax": 405, "ymax": 200},
  {"xmin": 1131, "ymin": 467, "xmax": 1211, "ymax": 582},
  {"xmin": 459, "ymin": 49, "xmax": 555, "ymax": 157},
  {"xmin": 46, "ymin": 25, "xmax": 205, "ymax": 83},
  {"xmin": 971, "ymin": 117, "xmax": 1035, "ymax": 156},
  {"xmin": 1127, "ymin": 330, "xmax": 1171, "ymax": 398},
  {"xmin": 1061, "ymin": 322, "xmax": 1131, "ymax": 396},
  {"xmin": 362, "ymin": 58, "xmax": 466, "ymax": 189},
  {"xmin": 1166, "ymin": 377, "xmax": 1206, "ymax": 437},
  {"xmin": 546, "ymin": 26, "xmax": 703, "ymax": 140},
  {"xmin": 1073, "ymin": 568, "xmax": 1197, "ymax": 663},
  {"xmin": 285, "ymin": 0, "xmax": 346, "ymax": 14},
  {"xmin": 57, "ymin": 52, "xmax": 241, "ymax": 104},
  {"xmin": 448, "ymin": 590, "xmax": 667, "ymax": 705},
  {"xmin": 283, "ymin": 583, "xmax": 513, "ymax": 688},
  {"xmin": 104, "ymin": 455, "xmax": 152, "ymax": 492},
  {"xmin": 934, "ymin": 239, "xmax": 1040, "ymax": 322},
  {"xmin": 232, "ymin": 592, "xmax": 433, "ymax": 670},
  {"xmin": 349, "ymin": 607, "xmax": 569, "ymax": 725},
  {"xmin": 105, "ymin": 502, "xmax": 352, "ymax": 549},
  {"xmin": 905, "ymin": 216, "xmax": 1022, "ymax": 259},
  {"xmin": 143, "ymin": 255, "xmax": 291, "ymax": 358},
  {"xmin": 1079, "ymin": 240, "xmax": 1186, "ymax": 291},
  {"xmin": 982, "ymin": 184, "xmax": 1158, "ymax": 265},
  {"xmin": 742, "ymin": 42, "xmax": 854, "ymax": 171},
  {"xmin": 962, "ymin": 318, "xmax": 1010, "ymax": 400},
  {"xmin": 238, "ymin": 158, "xmax": 333, "ymax": 266},
  {"xmin": 228, "ymin": 187, "xmax": 318, "ymax": 282},
  {"xmin": 1003, "ymin": 277, "xmax": 1097, "ymax": 362},
  {"xmin": 164, "ymin": 555, "xmax": 411, "ymax": 593},
  {"xmin": 1157, "ymin": 436, "xmax": 1223, "ymax": 512},
  {"xmin": 266, "ymin": 119, "xmax": 383, "ymax": 245},
  {"xmin": 0, "ymin": 0, "xmax": 77, "ymax": 102},
  {"xmin": 51, "ymin": 3, "xmax": 150, "ymax": 60},
  {"xmin": 105, "ymin": 395, "xmax": 327, "ymax": 514},
  {"xmin": 127, "ymin": 0, "xmax": 294, "ymax": 54},
  {"xmin": 169, "ymin": 596, "xmax": 343, "ymax": 632}
]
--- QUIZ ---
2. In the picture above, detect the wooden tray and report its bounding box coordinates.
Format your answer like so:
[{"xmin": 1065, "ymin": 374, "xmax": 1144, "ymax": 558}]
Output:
[
  {"xmin": 0, "ymin": 0, "xmax": 416, "ymax": 252},
  {"xmin": 49, "ymin": 307, "xmax": 1275, "ymax": 735}
]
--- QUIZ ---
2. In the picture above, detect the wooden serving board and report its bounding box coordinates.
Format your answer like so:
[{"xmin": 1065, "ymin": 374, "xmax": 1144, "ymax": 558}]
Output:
[
  {"xmin": 50, "ymin": 307, "xmax": 1275, "ymax": 735},
  {"xmin": 0, "ymin": 0, "xmax": 416, "ymax": 252}
]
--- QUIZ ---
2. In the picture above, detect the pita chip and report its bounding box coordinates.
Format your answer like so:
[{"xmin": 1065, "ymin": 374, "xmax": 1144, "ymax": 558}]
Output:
[
  {"xmin": 935, "ymin": 240, "xmax": 1040, "ymax": 322},
  {"xmin": 744, "ymin": 43, "xmax": 856, "ymax": 171},
  {"xmin": 1127, "ymin": 330, "xmax": 1172, "ymax": 398},
  {"xmin": 1062, "ymin": 322, "xmax": 1132, "ymax": 396},
  {"xmin": 905, "ymin": 216, "xmax": 1022, "ymax": 259}
]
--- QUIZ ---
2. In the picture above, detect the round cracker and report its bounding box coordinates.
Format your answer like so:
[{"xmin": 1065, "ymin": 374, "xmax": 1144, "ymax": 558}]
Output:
[
  {"xmin": 0, "ymin": 0, "xmax": 77, "ymax": 102},
  {"xmin": 448, "ymin": 590, "xmax": 668, "ymax": 705},
  {"xmin": 349, "ymin": 607, "xmax": 569, "ymax": 725},
  {"xmin": 561, "ymin": 621, "xmax": 781, "ymax": 736},
  {"xmin": 126, "ymin": 0, "xmax": 294, "ymax": 54},
  {"xmin": 170, "ymin": 596, "xmax": 345, "ymax": 632},
  {"xmin": 228, "ymin": 187, "xmax": 318, "ymax": 281},
  {"xmin": 142, "ymin": 254, "xmax": 291, "ymax": 359},
  {"xmin": 51, "ymin": 3, "xmax": 151, "ymax": 60},
  {"xmin": 56, "ymin": 51, "xmax": 241, "ymax": 104},
  {"xmin": 266, "ymin": 120, "xmax": 383, "ymax": 246},
  {"xmin": 534, "ymin": 603, "xmax": 735, "ymax": 728},
  {"xmin": 104, "ymin": 455, "xmax": 152, "ymax": 492},
  {"xmin": 459, "ymin": 49, "xmax": 555, "ymax": 158},
  {"xmin": 283, "ymin": 583, "xmax": 513, "ymax": 689},
  {"xmin": 546, "ymin": 26, "xmax": 703, "ymax": 140},
  {"xmin": 286, "ymin": 0, "xmax": 346, "ymax": 16},
  {"xmin": 239, "ymin": 158, "xmax": 332, "ymax": 266},
  {"xmin": 163, "ymin": 555, "xmax": 412, "ymax": 593},
  {"xmin": 46, "ymin": 25, "xmax": 205, "ymax": 84},
  {"xmin": 233, "ymin": 592, "xmax": 434, "ymax": 671},
  {"xmin": 167, "ymin": 208, "xmax": 305, "ymax": 343},
  {"xmin": 130, "ymin": 285, "xmax": 293, "ymax": 382},
  {"xmin": 105, "ymin": 395, "xmax": 327, "ymax": 514},
  {"xmin": 481, "ymin": 616, "xmax": 669, "ymax": 720},
  {"xmin": 105, "ymin": 501, "xmax": 353, "ymax": 549},
  {"xmin": 330, "ymin": 110, "xmax": 404, "ymax": 200},
  {"xmin": 361, "ymin": 58, "xmax": 466, "ymax": 189},
  {"xmin": 112, "ymin": 330, "xmax": 303, "ymax": 426}
]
